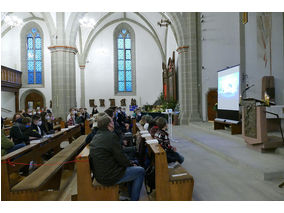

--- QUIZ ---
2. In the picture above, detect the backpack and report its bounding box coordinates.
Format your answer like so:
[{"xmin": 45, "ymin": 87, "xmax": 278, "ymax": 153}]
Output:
[{"xmin": 144, "ymin": 163, "xmax": 155, "ymax": 194}]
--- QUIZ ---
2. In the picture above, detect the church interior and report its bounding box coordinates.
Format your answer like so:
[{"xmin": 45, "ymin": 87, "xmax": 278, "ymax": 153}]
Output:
[{"xmin": 1, "ymin": 9, "xmax": 284, "ymax": 204}]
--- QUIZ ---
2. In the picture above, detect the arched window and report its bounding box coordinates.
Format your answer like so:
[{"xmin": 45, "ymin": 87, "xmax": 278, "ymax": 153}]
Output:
[
  {"xmin": 26, "ymin": 28, "xmax": 42, "ymax": 84},
  {"xmin": 114, "ymin": 23, "xmax": 136, "ymax": 95},
  {"xmin": 21, "ymin": 22, "xmax": 44, "ymax": 88}
]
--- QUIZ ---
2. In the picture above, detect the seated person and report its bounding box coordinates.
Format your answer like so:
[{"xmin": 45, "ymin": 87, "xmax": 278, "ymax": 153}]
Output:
[
  {"xmin": 67, "ymin": 108, "xmax": 76, "ymax": 126},
  {"xmin": 85, "ymin": 113, "xmax": 101, "ymax": 144},
  {"xmin": 40, "ymin": 112, "xmax": 55, "ymax": 134},
  {"xmin": 1, "ymin": 119, "xmax": 25, "ymax": 156},
  {"xmin": 23, "ymin": 117, "xmax": 42, "ymax": 144},
  {"xmin": 31, "ymin": 115, "xmax": 44, "ymax": 136},
  {"xmin": 154, "ymin": 117, "xmax": 184, "ymax": 164},
  {"xmin": 89, "ymin": 114, "xmax": 145, "ymax": 201},
  {"xmin": 10, "ymin": 113, "xmax": 27, "ymax": 145}
]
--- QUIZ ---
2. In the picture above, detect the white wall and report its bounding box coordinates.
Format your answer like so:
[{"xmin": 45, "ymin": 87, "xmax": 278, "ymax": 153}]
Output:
[
  {"xmin": 83, "ymin": 21, "xmax": 163, "ymax": 115},
  {"xmin": 1, "ymin": 91, "xmax": 15, "ymax": 118},
  {"xmin": 200, "ymin": 12, "xmax": 241, "ymax": 121},
  {"xmin": 1, "ymin": 20, "xmax": 52, "ymax": 110},
  {"xmin": 245, "ymin": 13, "xmax": 284, "ymax": 104}
]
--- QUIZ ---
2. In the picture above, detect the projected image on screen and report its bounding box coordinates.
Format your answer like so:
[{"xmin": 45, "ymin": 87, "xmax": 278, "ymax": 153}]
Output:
[{"xmin": 217, "ymin": 65, "xmax": 240, "ymax": 111}]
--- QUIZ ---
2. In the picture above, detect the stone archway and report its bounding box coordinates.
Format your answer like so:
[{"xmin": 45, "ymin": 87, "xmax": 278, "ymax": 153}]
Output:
[{"xmin": 20, "ymin": 89, "xmax": 46, "ymax": 111}]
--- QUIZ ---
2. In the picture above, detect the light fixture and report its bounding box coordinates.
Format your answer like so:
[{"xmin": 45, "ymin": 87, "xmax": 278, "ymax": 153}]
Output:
[
  {"xmin": 4, "ymin": 15, "xmax": 23, "ymax": 27},
  {"xmin": 79, "ymin": 17, "xmax": 96, "ymax": 29},
  {"xmin": 157, "ymin": 18, "xmax": 171, "ymax": 27}
]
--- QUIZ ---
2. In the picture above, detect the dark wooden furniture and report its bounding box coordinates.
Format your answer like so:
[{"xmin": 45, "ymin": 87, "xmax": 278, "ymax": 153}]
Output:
[
  {"xmin": 1, "ymin": 65, "xmax": 22, "ymax": 112},
  {"xmin": 7, "ymin": 135, "xmax": 87, "ymax": 201},
  {"xmin": 162, "ymin": 51, "xmax": 177, "ymax": 102},
  {"xmin": 75, "ymin": 146, "xmax": 119, "ymax": 201},
  {"xmin": 1, "ymin": 125, "xmax": 81, "ymax": 201},
  {"xmin": 214, "ymin": 120, "xmax": 242, "ymax": 135},
  {"xmin": 136, "ymin": 123, "xmax": 194, "ymax": 201}
]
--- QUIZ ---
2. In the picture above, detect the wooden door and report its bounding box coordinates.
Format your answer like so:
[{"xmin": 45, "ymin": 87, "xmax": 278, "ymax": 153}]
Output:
[
  {"xmin": 207, "ymin": 89, "xmax": 217, "ymax": 121},
  {"xmin": 25, "ymin": 92, "xmax": 44, "ymax": 111}
]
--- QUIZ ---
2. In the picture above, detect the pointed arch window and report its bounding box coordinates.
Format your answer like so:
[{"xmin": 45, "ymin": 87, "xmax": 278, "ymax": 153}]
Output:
[
  {"xmin": 114, "ymin": 23, "xmax": 136, "ymax": 95},
  {"xmin": 26, "ymin": 28, "xmax": 42, "ymax": 84}
]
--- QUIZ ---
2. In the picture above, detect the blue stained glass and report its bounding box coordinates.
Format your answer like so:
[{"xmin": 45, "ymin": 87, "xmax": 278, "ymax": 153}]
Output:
[
  {"xmin": 126, "ymin": 71, "xmax": 131, "ymax": 81},
  {"xmin": 28, "ymin": 61, "xmax": 34, "ymax": 71},
  {"xmin": 35, "ymin": 37, "xmax": 41, "ymax": 49},
  {"xmin": 118, "ymin": 71, "xmax": 124, "ymax": 81},
  {"xmin": 36, "ymin": 72, "xmax": 42, "ymax": 84},
  {"xmin": 35, "ymin": 33, "xmax": 40, "ymax": 37},
  {"xmin": 126, "ymin": 61, "xmax": 131, "ymax": 70},
  {"xmin": 27, "ymin": 50, "xmax": 34, "ymax": 60},
  {"xmin": 117, "ymin": 38, "xmax": 123, "ymax": 49},
  {"xmin": 125, "ymin": 39, "xmax": 131, "ymax": 49},
  {"xmin": 118, "ymin": 50, "xmax": 124, "ymax": 60},
  {"xmin": 126, "ymin": 34, "xmax": 130, "ymax": 38},
  {"xmin": 27, "ymin": 33, "xmax": 32, "ymax": 37},
  {"xmin": 118, "ymin": 60, "xmax": 124, "ymax": 70},
  {"xmin": 35, "ymin": 50, "xmax": 42, "ymax": 60},
  {"xmin": 27, "ymin": 37, "xmax": 33, "ymax": 49},
  {"xmin": 126, "ymin": 50, "xmax": 131, "ymax": 60},
  {"xmin": 31, "ymin": 28, "xmax": 37, "ymax": 34},
  {"xmin": 122, "ymin": 29, "xmax": 126, "ymax": 34},
  {"xmin": 28, "ymin": 72, "xmax": 34, "ymax": 84},
  {"xmin": 35, "ymin": 61, "xmax": 42, "ymax": 72},
  {"xmin": 118, "ymin": 82, "xmax": 125, "ymax": 92},
  {"xmin": 118, "ymin": 34, "xmax": 123, "ymax": 39},
  {"xmin": 126, "ymin": 82, "xmax": 132, "ymax": 92}
]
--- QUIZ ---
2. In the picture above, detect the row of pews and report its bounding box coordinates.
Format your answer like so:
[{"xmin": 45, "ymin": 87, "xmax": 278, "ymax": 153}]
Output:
[
  {"xmin": 2, "ymin": 118, "xmax": 194, "ymax": 201},
  {"xmin": 1, "ymin": 119, "xmax": 87, "ymax": 201},
  {"xmin": 73, "ymin": 119, "xmax": 194, "ymax": 201},
  {"xmin": 135, "ymin": 122, "xmax": 194, "ymax": 201}
]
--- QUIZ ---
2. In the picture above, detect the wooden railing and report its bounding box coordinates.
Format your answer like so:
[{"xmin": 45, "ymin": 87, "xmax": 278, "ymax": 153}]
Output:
[{"xmin": 1, "ymin": 65, "xmax": 22, "ymax": 88}]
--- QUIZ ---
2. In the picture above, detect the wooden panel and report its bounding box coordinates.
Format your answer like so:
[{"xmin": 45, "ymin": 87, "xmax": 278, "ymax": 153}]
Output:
[
  {"xmin": 207, "ymin": 89, "xmax": 217, "ymax": 121},
  {"xmin": 12, "ymin": 135, "xmax": 87, "ymax": 191},
  {"xmin": 76, "ymin": 146, "xmax": 119, "ymax": 201}
]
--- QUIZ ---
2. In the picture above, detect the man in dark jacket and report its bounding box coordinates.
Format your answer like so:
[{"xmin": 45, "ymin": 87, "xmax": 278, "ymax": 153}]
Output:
[{"xmin": 89, "ymin": 113, "xmax": 145, "ymax": 201}]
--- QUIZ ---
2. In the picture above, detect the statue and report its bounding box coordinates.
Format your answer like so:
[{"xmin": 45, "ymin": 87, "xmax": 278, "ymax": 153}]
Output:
[
  {"xmin": 99, "ymin": 99, "xmax": 105, "ymax": 107},
  {"xmin": 120, "ymin": 98, "xmax": 126, "ymax": 106}
]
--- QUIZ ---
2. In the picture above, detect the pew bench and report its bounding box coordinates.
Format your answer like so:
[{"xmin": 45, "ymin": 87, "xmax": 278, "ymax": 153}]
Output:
[
  {"xmin": 75, "ymin": 146, "xmax": 119, "ymax": 201},
  {"xmin": 7, "ymin": 135, "xmax": 87, "ymax": 201},
  {"xmin": 136, "ymin": 121, "xmax": 194, "ymax": 201},
  {"xmin": 1, "ymin": 125, "xmax": 82, "ymax": 201}
]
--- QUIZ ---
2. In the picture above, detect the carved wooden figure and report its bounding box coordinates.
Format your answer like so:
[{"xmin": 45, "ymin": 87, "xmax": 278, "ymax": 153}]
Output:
[{"xmin": 99, "ymin": 99, "xmax": 105, "ymax": 107}]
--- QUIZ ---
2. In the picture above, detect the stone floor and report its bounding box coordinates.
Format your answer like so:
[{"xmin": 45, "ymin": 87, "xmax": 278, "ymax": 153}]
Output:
[{"xmin": 172, "ymin": 122, "xmax": 284, "ymax": 201}]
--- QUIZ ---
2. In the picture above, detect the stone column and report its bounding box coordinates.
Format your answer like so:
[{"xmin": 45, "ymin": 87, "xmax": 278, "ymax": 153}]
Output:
[
  {"xmin": 48, "ymin": 45, "xmax": 78, "ymax": 120},
  {"xmin": 177, "ymin": 13, "xmax": 201, "ymax": 125},
  {"xmin": 80, "ymin": 65, "xmax": 86, "ymax": 108}
]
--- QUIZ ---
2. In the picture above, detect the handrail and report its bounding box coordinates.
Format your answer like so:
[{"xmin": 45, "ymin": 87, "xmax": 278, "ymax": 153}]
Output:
[{"xmin": 1, "ymin": 108, "xmax": 12, "ymax": 113}]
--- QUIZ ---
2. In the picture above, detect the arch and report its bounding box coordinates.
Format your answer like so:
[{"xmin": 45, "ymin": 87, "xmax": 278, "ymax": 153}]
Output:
[
  {"xmin": 20, "ymin": 89, "xmax": 46, "ymax": 111},
  {"xmin": 113, "ymin": 22, "xmax": 136, "ymax": 96},
  {"xmin": 83, "ymin": 18, "xmax": 165, "ymax": 65},
  {"xmin": 20, "ymin": 21, "xmax": 45, "ymax": 88}
]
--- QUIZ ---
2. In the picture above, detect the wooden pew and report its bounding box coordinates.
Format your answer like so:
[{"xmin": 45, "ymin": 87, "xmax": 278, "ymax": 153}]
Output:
[
  {"xmin": 75, "ymin": 146, "xmax": 119, "ymax": 201},
  {"xmin": 6, "ymin": 135, "xmax": 87, "ymax": 201},
  {"xmin": 136, "ymin": 123, "xmax": 194, "ymax": 201},
  {"xmin": 84, "ymin": 118, "xmax": 94, "ymax": 135},
  {"xmin": 1, "ymin": 125, "xmax": 81, "ymax": 201}
]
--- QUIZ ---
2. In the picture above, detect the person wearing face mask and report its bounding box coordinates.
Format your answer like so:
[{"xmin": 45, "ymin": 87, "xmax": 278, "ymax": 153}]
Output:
[
  {"xmin": 89, "ymin": 114, "xmax": 145, "ymax": 201},
  {"xmin": 40, "ymin": 112, "xmax": 55, "ymax": 134},
  {"xmin": 31, "ymin": 115, "xmax": 44, "ymax": 136}
]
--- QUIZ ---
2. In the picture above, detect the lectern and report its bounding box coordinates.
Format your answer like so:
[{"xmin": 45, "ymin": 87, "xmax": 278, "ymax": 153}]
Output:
[{"xmin": 242, "ymin": 98, "xmax": 284, "ymax": 152}]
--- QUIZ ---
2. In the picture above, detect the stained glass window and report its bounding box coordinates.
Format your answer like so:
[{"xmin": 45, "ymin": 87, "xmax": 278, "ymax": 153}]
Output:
[
  {"xmin": 116, "ymin": 28, "xmax": 132, "ymax": 92},
  {"xmin": 26, "ymin": 28, "xmax": 42, "ymax": 84}
]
